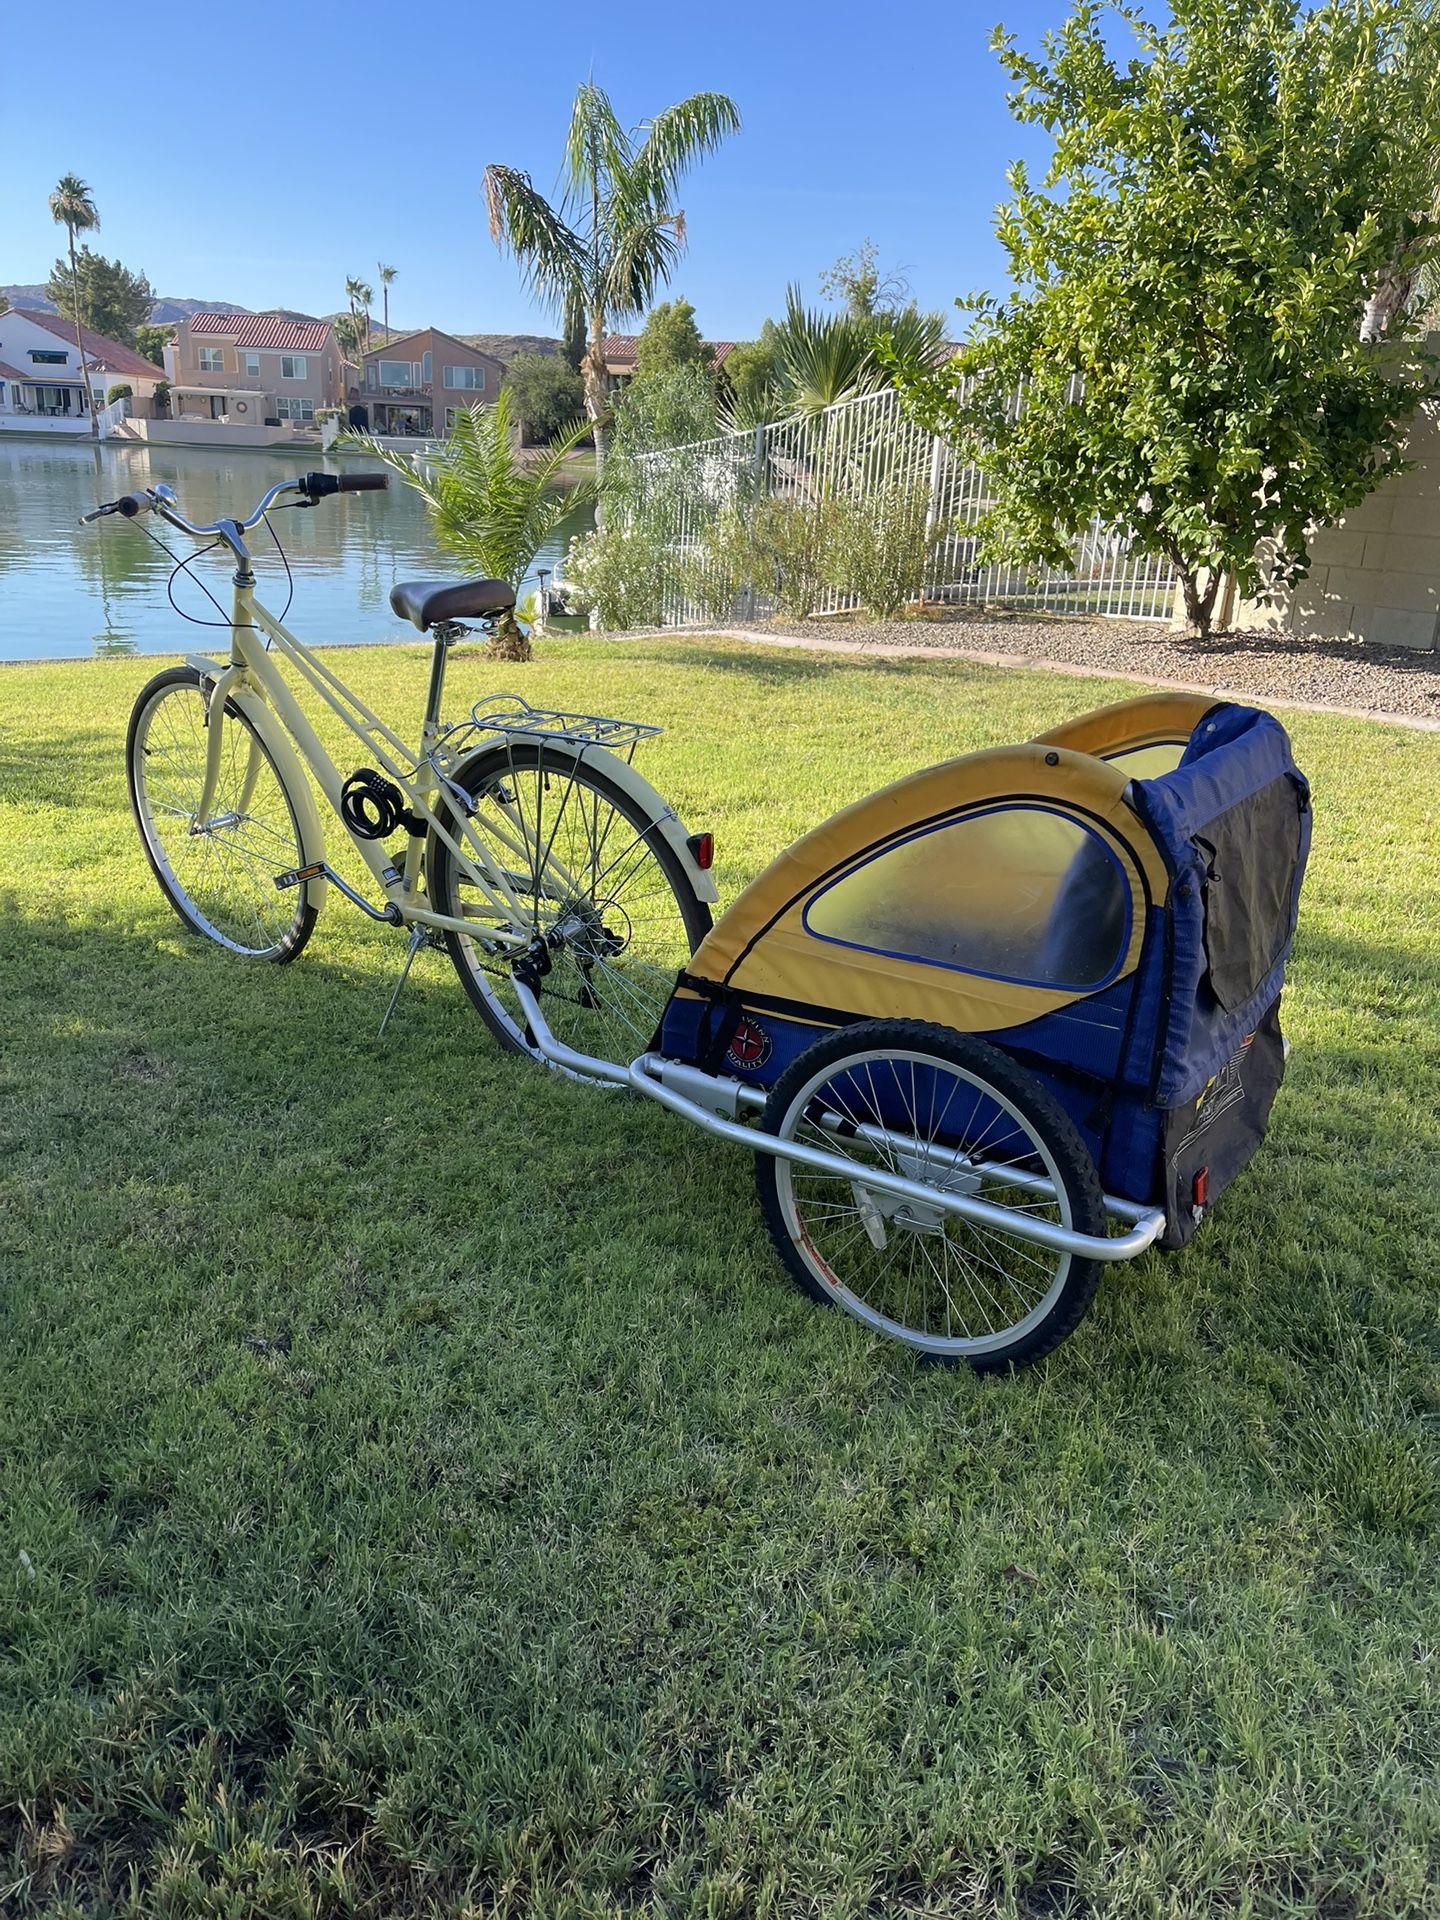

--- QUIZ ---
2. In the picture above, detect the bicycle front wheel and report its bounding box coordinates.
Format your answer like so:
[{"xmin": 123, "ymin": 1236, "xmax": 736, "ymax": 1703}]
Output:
[
  {"xmin": 127, "ymin": 666, "xmax": 316, "ymax": 961},
  {"xmin": 427, "ymin": 742, "xmax": 712, "ymax": 1066}
]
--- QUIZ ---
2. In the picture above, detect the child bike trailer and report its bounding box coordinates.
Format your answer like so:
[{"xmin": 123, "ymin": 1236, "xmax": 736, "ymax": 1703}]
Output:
[{"xmin": 651, "ymin": 691, "xmax": 1311, "ymax": 1369}]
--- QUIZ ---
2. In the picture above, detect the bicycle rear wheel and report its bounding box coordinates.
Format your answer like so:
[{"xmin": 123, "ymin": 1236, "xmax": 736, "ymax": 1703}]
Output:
[
  {"xmin": 427, "ymin": 742, "xmax": 711, "ymax": 1066},
  {"xmin": 127, "ymin": 666, "xmax": 316, "ymax": 961}
]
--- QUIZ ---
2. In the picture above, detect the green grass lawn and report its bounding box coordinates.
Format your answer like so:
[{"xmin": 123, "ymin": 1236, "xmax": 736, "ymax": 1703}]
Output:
[{"xmin": 2, "ymin": 635, "xmax": 1437, "ymax": 1919}]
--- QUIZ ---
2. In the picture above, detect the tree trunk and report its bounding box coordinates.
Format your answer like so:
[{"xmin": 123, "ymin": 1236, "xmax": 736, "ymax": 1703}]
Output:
[
  {"xmin": 582, "ymin": 310, "xmax": 610, "ymax": 530},
  {"xmin": 70, "ymin": 231, "xmax": 97, "ymax": 442},
  {"xmin": 382, "ymin": 288, "xmax": 390, "ymax": 346},
  {"xmin": 1177, "ymin": 564, "xmax": 1221, "ymax": 640},
  {"xmin": 485, "ymin": 608, "xmax": 532, "ymax": 663}
]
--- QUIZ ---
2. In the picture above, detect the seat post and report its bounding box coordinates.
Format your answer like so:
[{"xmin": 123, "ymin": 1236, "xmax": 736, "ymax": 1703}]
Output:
[{"xmin": 422, "ymin": 620, "xmax": 462, "ymax": 744}]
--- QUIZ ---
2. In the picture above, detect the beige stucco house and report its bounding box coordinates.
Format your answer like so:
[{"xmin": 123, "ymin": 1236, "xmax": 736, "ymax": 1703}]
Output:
[
  {"xmin": 165, "ymin": 313, "xmax": 344, "ymax": 427},
  {"xmin": 352, "ymin": 328, "xmax": 507, "ymax": 436}
]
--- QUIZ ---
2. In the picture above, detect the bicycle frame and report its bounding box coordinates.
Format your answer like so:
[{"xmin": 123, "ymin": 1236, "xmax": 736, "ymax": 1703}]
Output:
[{"xmin": 190, "ymin": 565, "xmax": 577, "ymax": 944}]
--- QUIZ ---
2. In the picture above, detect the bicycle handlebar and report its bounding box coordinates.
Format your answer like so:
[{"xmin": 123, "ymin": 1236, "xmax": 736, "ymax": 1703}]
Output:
[{"xmin": 79, "ymin": 470, "xmax": 388, "ymax": 534}]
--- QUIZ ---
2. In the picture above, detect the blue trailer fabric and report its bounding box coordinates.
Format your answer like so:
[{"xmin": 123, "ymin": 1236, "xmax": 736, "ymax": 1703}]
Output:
[{"xmin": 1129, "ymin": 706, "xmax": 1310, "ymax": 1107}]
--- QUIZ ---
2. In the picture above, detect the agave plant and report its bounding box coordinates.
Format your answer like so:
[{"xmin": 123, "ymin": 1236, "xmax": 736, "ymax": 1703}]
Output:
[{"xmin": 347, "ymin": 387, "xmax": 596, "ymax": 660}]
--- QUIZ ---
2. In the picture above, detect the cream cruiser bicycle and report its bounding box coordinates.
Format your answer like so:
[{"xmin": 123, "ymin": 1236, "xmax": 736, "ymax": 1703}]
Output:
[{"xmin": 90, "ymin": 472, "xmax": 718, "ymax": 1061}]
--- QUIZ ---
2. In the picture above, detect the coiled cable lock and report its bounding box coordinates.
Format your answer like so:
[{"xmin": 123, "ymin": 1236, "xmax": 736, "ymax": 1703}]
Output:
[{"xmin": 340, "ymin": 768, "xmax": 425, "ymax": 840}]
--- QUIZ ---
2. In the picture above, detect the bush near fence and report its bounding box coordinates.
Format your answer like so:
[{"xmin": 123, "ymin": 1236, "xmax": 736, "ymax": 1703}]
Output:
[{"xmin": 590, "ymin": 388, "xmax": 1174, "ymax": 629}]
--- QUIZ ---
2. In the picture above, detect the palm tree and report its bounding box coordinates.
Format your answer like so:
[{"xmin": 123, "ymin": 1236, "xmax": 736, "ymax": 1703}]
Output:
[
  {"xmin": 484, "ymin": 81, "xmax": 740, "ymax": 495},
  {"xmin": 377, "ymin": 263, "xmax": 397, "ymax": 345},
  {"xmin": 354, "ymin": 279, "xmax": 374, "ymax": 355},
  {"xmin": 48, "ymin": 174, "xmax": 100, "ymax": 440},
  {"xmin": 346, "ymin": 386, "xmax": 597, "ymax": 660},
  {"xmin": 334, "ymin": 312, "xmax": 364, "ymax": 364},
  {"xmin": 344, "ymin": 276, "xmax": 374, "ymax": 355},
  {"xmin": 772, "ymin": 287, "xmax": 883, "ymax": 417}
]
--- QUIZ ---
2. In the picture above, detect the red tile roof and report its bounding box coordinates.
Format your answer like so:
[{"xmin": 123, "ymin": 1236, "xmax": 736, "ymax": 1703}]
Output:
[
  {"xmin": 11, "ymin": 308, "xmax": 163, "ymax": 381},
  {"xmin": 189, "ymin": 312, "xmax": 333, "ymax": 352},
  {"xmin": 601, "ymin": 333, "xmax": 737, "ymax": 370}
]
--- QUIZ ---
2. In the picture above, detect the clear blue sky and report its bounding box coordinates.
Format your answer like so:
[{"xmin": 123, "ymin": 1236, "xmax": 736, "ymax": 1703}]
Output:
[{"xmin": 0, "ymin": 0, "xmax": 1074, "ymax": 340}]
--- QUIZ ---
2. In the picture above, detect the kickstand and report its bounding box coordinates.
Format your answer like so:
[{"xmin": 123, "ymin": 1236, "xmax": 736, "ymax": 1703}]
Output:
[{"xmin": 379, "ymin": 924, "xmax": 434, "ymax": 1038}]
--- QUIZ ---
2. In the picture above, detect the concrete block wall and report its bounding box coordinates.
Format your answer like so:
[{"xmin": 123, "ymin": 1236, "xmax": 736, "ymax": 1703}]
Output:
[{"xmin": 1228, "ymin": 397, "xmax": 1440, "ymax": 650}]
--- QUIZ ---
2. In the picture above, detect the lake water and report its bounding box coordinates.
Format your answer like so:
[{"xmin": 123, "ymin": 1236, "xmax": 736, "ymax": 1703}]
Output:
[{"xmin": 0, "ymin": 438, "xmax": 592, "ymax": 662}]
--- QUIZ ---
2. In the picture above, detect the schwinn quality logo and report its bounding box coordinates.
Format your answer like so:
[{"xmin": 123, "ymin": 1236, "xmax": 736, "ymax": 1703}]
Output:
[{"xmin": 726, "ymin": 1017, "xmax": 773, "ymax": 1072}]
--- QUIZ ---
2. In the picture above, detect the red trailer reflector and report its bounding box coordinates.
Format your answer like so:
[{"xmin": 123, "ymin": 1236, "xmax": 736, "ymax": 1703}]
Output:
[
  {"xmin": 687, "ymin": 831, "xmax": 714, "ymax": 870},
  {"xmin": 1192, "ymin": 1166, "xmax": 1210, "ymax": 1207}
]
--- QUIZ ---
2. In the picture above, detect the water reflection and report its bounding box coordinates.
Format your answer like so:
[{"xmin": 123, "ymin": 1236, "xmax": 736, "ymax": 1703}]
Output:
[{"xmin": 0, "ymin": 438, "xmax": 592, "ymax": 662}]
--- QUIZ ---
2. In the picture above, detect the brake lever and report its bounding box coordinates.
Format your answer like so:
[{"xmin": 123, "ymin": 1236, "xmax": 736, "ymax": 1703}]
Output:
[{"xmin": 79, "ymin": 503, "xmax": 118, "ymax": 526}]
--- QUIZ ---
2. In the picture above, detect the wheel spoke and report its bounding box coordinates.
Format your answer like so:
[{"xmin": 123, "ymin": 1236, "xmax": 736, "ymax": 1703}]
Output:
[{"xmin": 436, "ymin": 750, "xmax": 706, "ymax": 1067}]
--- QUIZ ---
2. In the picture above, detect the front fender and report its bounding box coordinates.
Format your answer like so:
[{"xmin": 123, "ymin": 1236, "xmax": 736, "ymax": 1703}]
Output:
[{"xmin": 188, "ymin": 655, "xmax": 328, "ymax": 909}]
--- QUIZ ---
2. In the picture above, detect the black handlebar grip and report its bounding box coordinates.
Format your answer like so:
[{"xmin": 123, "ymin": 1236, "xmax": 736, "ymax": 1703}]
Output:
[
  {"xmin": 338, "ymin": 471, "xmax": 388, "ymax": 491},
  {"xmin": 300, "ymin": 472, "xmax": 340, "ymax": 498},
  {"xmin": 116, "ymin": 492, "xmax": 152, "ymax": 517}
]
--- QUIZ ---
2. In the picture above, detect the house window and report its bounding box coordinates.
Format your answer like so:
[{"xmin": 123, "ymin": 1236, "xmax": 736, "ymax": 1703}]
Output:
[
  {"xmin": 29, "ymin": 349, "xmax": 67, "ymax": 364},
  {"xmin": 375, "ymin": 359, "xmax": 419, "ymax": 388},
  {"xmin": 803, "ymin": 806, "xmax": 1133, "ymax": 991},
  {"xmin": 276, "ymin": 396, "xmax": 315, "ymax": 422},
  {"xmin": 422, "ymin": 351, "xmax": 432, "ymax": 384},
  {"xmin": 280, "ymin": 355, "xmax": 307, "ymax": 380},
  {"xmin": 244, "ymin": 352, "xmax": 261, "ymax": 378},
  {"xmin": 198, "ymin": 346, "xmax": 224, "ymax": 373},
  {"xmin": 443, "ymin": 364, "xmax": 485, "ymax": 390}
]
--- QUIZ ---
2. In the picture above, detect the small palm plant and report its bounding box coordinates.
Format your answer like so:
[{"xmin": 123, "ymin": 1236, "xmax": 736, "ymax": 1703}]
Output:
[{"xmin": 348, "ymin": 387, "xmax": 596, "ymax": 661}]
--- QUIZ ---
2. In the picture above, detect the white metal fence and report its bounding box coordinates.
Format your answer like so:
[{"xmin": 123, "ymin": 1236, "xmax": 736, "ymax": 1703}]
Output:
[{"xmin": 626, "ymin": 387, "xmax": 1175, "ymax": 626}]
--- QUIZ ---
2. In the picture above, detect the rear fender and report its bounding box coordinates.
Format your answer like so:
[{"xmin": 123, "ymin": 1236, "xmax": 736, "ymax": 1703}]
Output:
[
  {"xmin": 448, "ymin": 736, "xmax": 719, "ymax": 905},
  {"xmin": 596, "ymin": 753, "xmax": 720, "ymax": 905}
]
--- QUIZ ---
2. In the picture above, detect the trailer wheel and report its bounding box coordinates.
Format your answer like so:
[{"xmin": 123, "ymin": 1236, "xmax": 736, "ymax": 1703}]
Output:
[{"xmin": 756, "ymin": 1020, "xmax": 1107, "ymax": 1370}]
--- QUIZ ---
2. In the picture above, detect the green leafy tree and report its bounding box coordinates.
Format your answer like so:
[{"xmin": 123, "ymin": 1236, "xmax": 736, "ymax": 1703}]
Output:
[
  {"xmin": 135, "ymin": 323, "xmax": 170, "ymax": 366},
  {"xmin": 601, "ymin": 363, "xmax": 718, "ymax": 526},
  {"xmin": 719, "ymin": 322, "xmax": 781, "ymax": 427},
  {"xmin": 889, "ymin": 0, "xmax": 1440, "ymax": 637},
  {"xmin": 612, "ymin": 362, "xmax": 716, "ymax": 452},
  {"xmin": 819, "ymin": 239, "xmax": 912, "ymax": 321},
  {"xmin": 483, "ymin": 80, "xmax": 740, "ymax": 490},
  {"xmin": 633, "ymin": 297, "xmax": 708, "ymax": 381},
  {"xmin": 347, "ymin": 387, "xmax": 596, "ymax": 660},
  {"xmin": 46, "ymin": 247, "xmax": 154, "ymax": 345},
  {"xmin": 504, "ymin": 352, "xmax": 586, "ymax": 443},
  {"xmin": 48, "ymin": 174, "xmax": 100, "ymax": 440}
]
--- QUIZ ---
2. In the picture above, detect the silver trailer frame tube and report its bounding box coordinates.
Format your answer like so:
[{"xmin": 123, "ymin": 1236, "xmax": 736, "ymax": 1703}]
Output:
[{"xmin": 511, "ymin": 980, "xmax": 1167, "ymax": 1265}]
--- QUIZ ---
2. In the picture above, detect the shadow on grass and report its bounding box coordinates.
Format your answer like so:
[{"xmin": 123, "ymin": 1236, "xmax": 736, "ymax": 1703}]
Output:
[{"xmin": 4, "ymin": 897, "xmax": 1439, "ymax": 1916}]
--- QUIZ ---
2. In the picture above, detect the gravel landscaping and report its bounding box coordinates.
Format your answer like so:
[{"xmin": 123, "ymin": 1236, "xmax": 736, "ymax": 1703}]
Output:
[{"xmin": 679, "ymin": 606, "xmax": 1440, "ymax": 725}]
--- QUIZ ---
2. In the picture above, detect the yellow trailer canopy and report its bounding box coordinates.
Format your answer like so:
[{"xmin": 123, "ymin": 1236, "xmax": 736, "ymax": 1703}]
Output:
[{"xmin": 679, "ymin": 700, "xmax": 1181, "ymax": 1039}]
